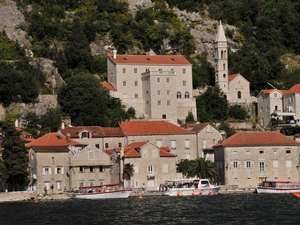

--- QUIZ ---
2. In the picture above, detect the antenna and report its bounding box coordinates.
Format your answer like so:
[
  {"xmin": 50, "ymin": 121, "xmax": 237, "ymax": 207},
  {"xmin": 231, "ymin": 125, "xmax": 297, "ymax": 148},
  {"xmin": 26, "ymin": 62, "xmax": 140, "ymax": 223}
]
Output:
[{"xmin": 267, "ymin": 82, "xmax": 276, "ymax": 89}]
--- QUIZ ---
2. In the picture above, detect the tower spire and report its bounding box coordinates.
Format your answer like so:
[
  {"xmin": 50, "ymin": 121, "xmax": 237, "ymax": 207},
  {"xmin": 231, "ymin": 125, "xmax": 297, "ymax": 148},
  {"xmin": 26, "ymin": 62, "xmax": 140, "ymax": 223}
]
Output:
[{"xmin": 215, "ymin": 21, "xmax": 226, "ymax": 43}]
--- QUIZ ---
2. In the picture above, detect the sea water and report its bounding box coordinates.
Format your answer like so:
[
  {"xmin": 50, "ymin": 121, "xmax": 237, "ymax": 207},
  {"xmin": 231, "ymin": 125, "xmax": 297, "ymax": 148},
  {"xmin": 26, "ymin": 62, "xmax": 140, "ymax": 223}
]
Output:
[{"xmin": 1, "ymin": 194, "xmax": 300, "ymax": 224}]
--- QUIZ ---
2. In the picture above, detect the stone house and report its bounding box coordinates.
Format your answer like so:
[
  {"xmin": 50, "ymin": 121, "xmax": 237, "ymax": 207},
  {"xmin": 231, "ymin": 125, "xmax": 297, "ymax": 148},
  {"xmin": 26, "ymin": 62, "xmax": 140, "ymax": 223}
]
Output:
[
  {"xmin": 69, "ymin": 144, "xmax": 112, "ymax": 188},
  {"xmin": 257, "ymin": 85, "xmax": 300, "ymax": 128},
  {"xmin": 213, "ymin": 131, "xmax": 300, "ymax": 189},
  {"xmin": 119, "ymin": 121, "xmax": 197, "ymax": 161},
  {"xmin": 58, "ymin": 123, "xmax": 125, "ymax": 151},
  {"xmin": 103, "ymin": 52, "xmax": 197, "ymax": 125},
  {"xmin": 26, "ymin": 133, "xmax": 83, "ymax": 194},
  {"xmin": 111, "ymin": 142, "xmax": 177, "ymax": 190},
  {"xmin": 190, "ymin": 122, "xmax": 222, "ymax": 162}
]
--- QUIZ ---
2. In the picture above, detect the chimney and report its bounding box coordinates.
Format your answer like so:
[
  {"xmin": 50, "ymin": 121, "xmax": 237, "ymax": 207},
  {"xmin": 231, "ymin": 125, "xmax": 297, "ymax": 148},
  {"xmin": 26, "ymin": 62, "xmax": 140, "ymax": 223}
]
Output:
[
  {"xmin": 276, "ymin": 127, "xmax": 281, "ymax": 133},
  {"xmin": 66, "ymin": 133, "xmax": 71, "ymax": 142},
  {"xmin": 61, "ymin": 122, "xmax": 65, "ymax": 130},
  {"xmin": 120, "ymin": 147, "xmax": 124, "ymax": 158},
  {"xmin": 265, "ymin": 128, "xmax": 271, "ymax": 132},
  {"xmin": 221, "ymin": 131, "xmax": 226, "ymax": 141},
  {"xmin": 113, "ymin": 50, "xmax": 117, "ymax": 59}
]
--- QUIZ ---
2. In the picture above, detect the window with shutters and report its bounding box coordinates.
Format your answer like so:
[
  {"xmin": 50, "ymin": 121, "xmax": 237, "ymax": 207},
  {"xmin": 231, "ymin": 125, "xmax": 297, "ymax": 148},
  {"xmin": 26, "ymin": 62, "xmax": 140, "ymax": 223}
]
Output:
[
  {"xmin": 157, "ymin": 140, "xmax": 162, "ymax": 147},
  {"xmin": 163, "ymin": 165, "xmax": 168, "ymax": 173},
  {"xmin": 134, "ymin": 166, "xmax": 139, "ymax": 173},
  {"xmin": 185, "ymin": 140, "xmax": 190, "ymax": 149},
  {"xmin": 152, "ymin": 150, "xmax": 157, "ymax": 158},
  {"xmin": 143, "ymin": 150, "xmax": 148, "ymax": 158},
  {"xmin": 55, "ymin": 167, "xmax": 64, "ymax": 174},
  {"xmin": 286, "ymin": 160, "xmax": 292, "ymax": 168},
  {"xmin": 148, "ymin": 164, "xmax": 153, "ymax": 175},
  {"xmin": 171, "ymin": 140, "xmax": 176, "ymax": 150},
  {"xmin": 57, "ymin": 182, "xmax": 62, "ymax": 190},
  {"xmin": 246, "ymin": 161, "xmax": 251, "ymax": 168},
  {"xmin": 273, "ymin": 160, "xmax": 278, "ymax": 168},
  {"xmin": 259, "ymin": 162, "xmax": 265, "ymax": 172},
  {"xmin": 88, "ymin": 151, "xmax": 94, "ymax": 160},
  {"xmin": 233, "ymin": 162, "xmax": 238, "ymax": 168}
]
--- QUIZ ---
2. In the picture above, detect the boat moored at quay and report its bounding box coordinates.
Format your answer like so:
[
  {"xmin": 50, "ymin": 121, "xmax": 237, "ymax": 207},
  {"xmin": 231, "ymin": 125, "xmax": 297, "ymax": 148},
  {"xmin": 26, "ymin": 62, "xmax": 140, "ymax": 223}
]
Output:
[
  {"xmin": 163, "ymin": 179, "xmax": 221, "ymax": 196},
  {"xmin": 256, "ymin": 181, "xmax": 300, "ymax": 194},
  {"xmin": 74, "ymin": 183, "xmax": 132, "ymax": 199}
]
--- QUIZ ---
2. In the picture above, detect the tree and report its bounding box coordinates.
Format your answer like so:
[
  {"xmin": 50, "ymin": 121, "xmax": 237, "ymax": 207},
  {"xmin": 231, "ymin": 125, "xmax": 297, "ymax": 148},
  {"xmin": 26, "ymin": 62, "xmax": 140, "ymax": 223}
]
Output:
[
  {"xmin": 123, "ymin": 163, "xmax": 135, "ymax": 180},
  {"xmin": 185, "ymin": 111, "xmax": 195, "ymax": 123},
  {"xmin": 218, "ymin": 122, "xmax": 236, "ymax": 138},
  {"xmin": 228, "ymin": 105, "xmax": 248, "ymax": 120},
  {"xmin": 0, "ymin": 121, "xmax": 29, "ymax": 189},
  {"xmin": 40, "ymin": 108, "xmax": 63, "ymax": 132},
  {"xmin": 196, "ymin": 86, "xmax": 229, "ymax": 122},
  {"xmin": 58, "ymin": 73, "xmax": 110, "ymax": 126},
  {"xmin": 177, "ymin": 158, "xmax": 219, "ymax": 181}
]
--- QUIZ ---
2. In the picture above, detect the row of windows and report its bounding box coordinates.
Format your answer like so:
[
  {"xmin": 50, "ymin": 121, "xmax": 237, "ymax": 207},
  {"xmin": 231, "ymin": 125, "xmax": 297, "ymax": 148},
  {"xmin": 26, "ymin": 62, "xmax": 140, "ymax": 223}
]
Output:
[
  {"xmin": 157, "ymin": 101, "xmax": 171, "ymax": 106},
  {"xmin": 44, "ymin": 182, "xmax": 62, "ymax": 190},
  {"xmin": 43, "ymin": 167, "xmax": 64, "ymax": 175},
  {"xmin": 122, "ymin": 68, "xmax": 186, "ymax": 74},
  {"xmin": 79, "ymin": 166, "xmax": 104, "ymax": 173},
  {"xmin": 232, "ymin": 149, "xmax": 291, "ymax": 154},
  {"xmin": 177, "ymin": 92, "xmax": 190, "ymax": 98},
  {"xmin": 229, "ymin": 160, "xmax": 293, "ymax": 170},
  {"xmin": 133, "ymin": 164, "xmax": 168, "ymax": 174}
]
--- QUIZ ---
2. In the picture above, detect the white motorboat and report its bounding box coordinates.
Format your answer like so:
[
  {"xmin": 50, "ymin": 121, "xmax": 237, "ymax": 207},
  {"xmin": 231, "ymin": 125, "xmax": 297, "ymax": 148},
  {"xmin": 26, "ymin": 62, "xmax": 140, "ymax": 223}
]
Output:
[
  {"xmin": 163, "ymin": 178, "xmax": 221, "ymax": 196},
  {"xmin": 74, "ymin": 183, "xmax": 131, "ymax": 199},
  {"xmin": 256, "ymin": 181, "xmax": 300, "ymax": 194}
]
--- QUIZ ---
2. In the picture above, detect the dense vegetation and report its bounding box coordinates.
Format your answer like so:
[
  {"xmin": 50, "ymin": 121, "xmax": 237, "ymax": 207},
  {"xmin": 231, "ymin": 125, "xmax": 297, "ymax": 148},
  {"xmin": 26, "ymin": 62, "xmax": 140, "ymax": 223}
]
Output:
[
  {"xmin": 0, "ymin": 121, "xmax": 29, "ymax": 190},
  {"xmin": 57, "ymin": 73, "xmax": 134, "ymax": 127}
]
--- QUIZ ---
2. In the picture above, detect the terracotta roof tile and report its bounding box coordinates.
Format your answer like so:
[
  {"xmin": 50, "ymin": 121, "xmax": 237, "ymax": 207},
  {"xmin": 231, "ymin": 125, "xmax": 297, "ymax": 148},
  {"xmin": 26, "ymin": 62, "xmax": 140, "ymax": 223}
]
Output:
[
  {"xmin": 60, "ymin": 126, "xmax": 124, "ymax": 138},
  {"xmin": 191, "ymin": 122, "xmax": 210, "ymax": 132},
  {"xmin": 228, "ymin": 74, "xmax": 239, "ymax": 83},
  {"xmin": 32, "ymin": 145, "xmax": 70, "ymax": 152},
  {"xmin": 159, "ymin": 146, "xmax": 171, "ymax": 152},
  {"xmin": 119, "ymin": 121, "xmax": 194, "ymax": 135},
  {"xmin": 19, "ymin": 135, "xmax": 35, "ymax": 142},
  {"xmin": 100, "ymin": 82, "xmax": 117, "ymax": 91},
  {"xmin": 26, "ymin": 133, "xmax": 82, "ymax": 147},
  {"xmin": 213, "ymin": 132, "xmax": 299, "ymax": 147},
  {"xmin": 107, "ymin": 55, "xmax": 192, "ymax": 65},
  {"xmin": 262, "ymin": 89, "xmax": 277, "ymax": 94},
  {"xmin": 285, "ymin": 84, "xmax": 300, "ymax": 95}
]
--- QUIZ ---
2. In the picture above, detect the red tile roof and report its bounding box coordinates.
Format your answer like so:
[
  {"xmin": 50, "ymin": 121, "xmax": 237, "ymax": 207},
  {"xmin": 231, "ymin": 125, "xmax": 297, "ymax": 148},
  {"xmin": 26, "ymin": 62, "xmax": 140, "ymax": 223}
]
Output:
[
  {"xmin": 115, "ymin": 142, "xmax": 176, "ymax": 158},
  {"xmin": 285, "ymin": 84, "xmax": 300, "ymax": 95},
  {"xmin": 213, "ymin": 132, "xmax": 300, "ymax": 147},
  {"xmin": 262, "ymin": 89, "xmax": 277, "ymax": 94},
  {"xmin": 26, "ymin": 133, "xmax": 82, "ymax": 147},
  {"xmin": 191, "ymin": 122, "xmax": 210, "ymax": 132},
  {"xmin": 100, "ymin": 82, "xmax": 117, "ymax": 91},
  {"xmin": 59, "ymin": 126, "xmax": 124, "ymax": 138},
  {"xmin": 19, "ymin": 135, "xmax": 35, "ymax": 142},
  {"xmin": 228, "ymin": 74, "xmax": 239, "ymax": 83},
  {"xmin": 108, "ymin": 55, "xmax": 192, "ymax": 65},
  {"xmin": 32, "ymin": 145, "xmax": 70, "ymax": 152},
  {"xmin": 119, "ymin": 121, "xmax": 194, "ymax": 135}
]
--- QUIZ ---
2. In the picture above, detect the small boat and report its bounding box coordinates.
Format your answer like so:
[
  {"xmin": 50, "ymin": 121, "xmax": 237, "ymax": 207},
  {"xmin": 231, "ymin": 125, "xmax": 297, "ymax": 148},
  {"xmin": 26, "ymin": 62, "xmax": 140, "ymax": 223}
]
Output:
[
  {"xmin": 293, "ymin": 193, "xmax": 300, "ymax": 197},
  {"xmin": 162, "ymin": 178, "xmax": 221, "ymax": 196},
  {"xmin": 256, "ymin": 181, "xmax": 300, "ymax": 194},
  {"xmin": 74, "ymin": 183, "xmax": 132, "ymax": 199}
]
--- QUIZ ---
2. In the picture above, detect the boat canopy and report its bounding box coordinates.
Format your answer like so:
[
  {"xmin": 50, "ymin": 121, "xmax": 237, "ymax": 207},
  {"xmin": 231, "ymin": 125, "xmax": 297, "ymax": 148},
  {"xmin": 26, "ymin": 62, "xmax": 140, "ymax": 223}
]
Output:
[
  {"xmin": 78, "ymin": 183, "xmax": 122, "ymax": 189},
  {"xmin": 270, "ymin": 112, "xmax": 297, "ymax": 119}
]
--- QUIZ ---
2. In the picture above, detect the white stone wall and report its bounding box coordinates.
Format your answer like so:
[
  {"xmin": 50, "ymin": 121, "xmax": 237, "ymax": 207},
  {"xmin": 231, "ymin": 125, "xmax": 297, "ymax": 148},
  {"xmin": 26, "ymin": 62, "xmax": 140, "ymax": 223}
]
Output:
[
  {"xmin": 125, "ymin": 133, "xmax": 197, "ymax": 162},
  {"xmin": 123, "ymin": 143, "xmax": 177, "ymax": 191},
  {"xmin": 214, "ymin": 144, "xmax": 300, "ymax": 189},
  {"xmin": 228, "ymin": 76, "xmax": 250, "ymax": 102},
  {"xmin": 197, "ymin": 124, "xmax": 222, "ymax": 162}
]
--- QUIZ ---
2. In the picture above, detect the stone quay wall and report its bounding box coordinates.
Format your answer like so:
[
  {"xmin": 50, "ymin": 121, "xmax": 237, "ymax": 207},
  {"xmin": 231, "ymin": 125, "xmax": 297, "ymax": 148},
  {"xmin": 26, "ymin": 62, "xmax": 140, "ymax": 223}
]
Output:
[{"xmin": 0, "ymin": 191, "xmax": 37, "ymax": 202}]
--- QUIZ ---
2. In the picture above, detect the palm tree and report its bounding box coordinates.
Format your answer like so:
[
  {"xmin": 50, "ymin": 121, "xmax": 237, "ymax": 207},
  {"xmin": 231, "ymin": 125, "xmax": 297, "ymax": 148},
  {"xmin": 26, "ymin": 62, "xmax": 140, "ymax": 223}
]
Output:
[
  {"xmin": 123, "ymin": 163, "xmax": 135, "ymax": 179},
  {"xmin": 194, "ymin": 157, "xmax": 219, "ymax": 181},
  {"xmin": 177, "ymin": 157, "xmax": 219, "ymax": 181}
]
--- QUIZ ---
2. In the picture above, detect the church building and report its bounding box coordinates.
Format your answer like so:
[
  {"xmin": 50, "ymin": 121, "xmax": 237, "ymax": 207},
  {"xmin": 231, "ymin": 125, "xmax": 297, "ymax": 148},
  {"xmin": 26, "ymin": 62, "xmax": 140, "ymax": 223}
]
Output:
[{"xmin": 215, "ymin": 22, "xmax": 256, "ymax": 105}]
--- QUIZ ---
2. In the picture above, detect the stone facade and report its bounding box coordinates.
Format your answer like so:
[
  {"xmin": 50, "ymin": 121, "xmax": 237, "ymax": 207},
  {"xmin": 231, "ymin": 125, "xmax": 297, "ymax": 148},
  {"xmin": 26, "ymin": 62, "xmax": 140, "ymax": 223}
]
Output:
[
  {"xmin": 214, "ymin": 131, "xmax": 300, "ymax": 189},
  {"xmin": 69, "ymin": 144, "xmax": 112, "ymax": 188},
  {"xmin": 111, "ymin": 142, "xmax": 177, "ymax": 191},
  {"xmin": 28, "ymin": 148, "xmax": 71, "ymax": 194},
  {"xmin": 106, "ymin": 53, "xmax": 197, "ymax": 125}
]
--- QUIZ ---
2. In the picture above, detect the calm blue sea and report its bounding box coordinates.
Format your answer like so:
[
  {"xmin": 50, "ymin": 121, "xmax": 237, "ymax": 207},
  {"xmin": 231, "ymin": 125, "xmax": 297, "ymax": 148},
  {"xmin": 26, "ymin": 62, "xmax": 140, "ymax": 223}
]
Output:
[{"xmin": 1, "ymin": 194, "xmax": 300, "ymax": 224}]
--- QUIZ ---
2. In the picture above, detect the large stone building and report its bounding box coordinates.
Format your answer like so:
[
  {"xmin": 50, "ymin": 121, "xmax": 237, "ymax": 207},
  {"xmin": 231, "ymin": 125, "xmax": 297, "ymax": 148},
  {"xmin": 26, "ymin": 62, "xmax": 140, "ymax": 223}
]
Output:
[
  {"xmin": 102, "ymin": 52, "xmax": 197, "ymax": 125},
  {"xmin": 26, "ymin": 133, "xmax": 83, "ymax": 194},
  {"xmin": 214, "ymin": 131, "xmax": 300, "ymax": 189},
  {"xmin": 257, "ymin": 84, "xmax": 300, "ymax": 128},
  {"xmin": 215, "ymin": 22, "xmax": 256, "ymax": 105},
  {"xmin": 111, "ymin": 142, "xmax": 177, "ymax": 190}
]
